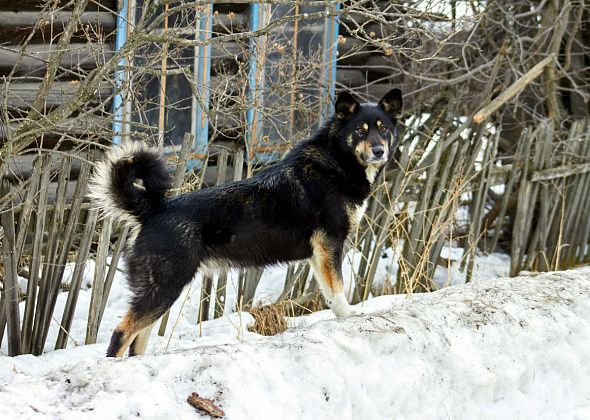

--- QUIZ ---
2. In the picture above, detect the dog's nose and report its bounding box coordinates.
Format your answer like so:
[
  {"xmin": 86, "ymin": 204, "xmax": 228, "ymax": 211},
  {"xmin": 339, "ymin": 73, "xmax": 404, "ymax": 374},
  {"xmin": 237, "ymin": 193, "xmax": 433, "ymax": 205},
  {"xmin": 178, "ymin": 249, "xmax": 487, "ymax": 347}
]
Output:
[{"xmin": 373, "ymin": 146, "xmax": 385, "ymax": 158}]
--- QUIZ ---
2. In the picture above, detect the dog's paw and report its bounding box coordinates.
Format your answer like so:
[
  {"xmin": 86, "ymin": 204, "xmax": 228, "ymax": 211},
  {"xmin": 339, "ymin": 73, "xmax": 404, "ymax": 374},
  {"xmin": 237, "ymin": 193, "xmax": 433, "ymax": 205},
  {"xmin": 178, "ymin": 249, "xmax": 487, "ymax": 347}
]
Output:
[
  {"xmin": 331, "ymin": 304, "xmax": 366, "ymax": 318},
  {"xmin": 347, "ymin": 306, "xmax": 368, "ymax": 317}
]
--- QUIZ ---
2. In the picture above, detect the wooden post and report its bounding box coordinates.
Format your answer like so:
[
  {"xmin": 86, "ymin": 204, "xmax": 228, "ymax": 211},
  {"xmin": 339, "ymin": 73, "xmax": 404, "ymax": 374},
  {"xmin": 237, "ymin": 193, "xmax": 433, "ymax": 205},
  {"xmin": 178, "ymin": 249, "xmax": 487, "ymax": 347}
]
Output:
[
  {"xmin": 40, "ymin": 161, "xmax": 91, "ymax": 349},
  {"xmin": 1, "ymin": 180, "xmax": 22, "ymax": 356},
  {"xmin": 98, "ymin": 226, "xmax": 129, "ymax": 327},
  {"xmin": 473, "ymin": 54, "xmax": 556, "ymax": 124},
  {"xmin": 21, "ymin": 155, "xmax": 51, "ymax": 353},
  {"xmin": 85, "ymin": 217, "xmax": 113, "ymax": 345},
  {"xmin": 214, "ymin": 150, "xmax": 243, "ymax": 318},
  {"xmin": 31, "ymin": 157, "xmax": 71, "ymax": 354},
  {"xmin": 55, "ymin": 209, "xmax": 99, "ymax": 350}
]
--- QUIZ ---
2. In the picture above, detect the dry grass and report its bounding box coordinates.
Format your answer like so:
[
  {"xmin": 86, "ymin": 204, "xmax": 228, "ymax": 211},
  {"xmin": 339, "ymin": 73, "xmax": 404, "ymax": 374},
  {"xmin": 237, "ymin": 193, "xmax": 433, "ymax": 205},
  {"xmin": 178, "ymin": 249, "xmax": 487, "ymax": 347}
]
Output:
[
  {"xmin": 372, "ymin": 278, "xmax": 396, "ymax": 297},
  {"xmin": 248, "ymin": 304, "xmax": 288, "ymax": 336}
]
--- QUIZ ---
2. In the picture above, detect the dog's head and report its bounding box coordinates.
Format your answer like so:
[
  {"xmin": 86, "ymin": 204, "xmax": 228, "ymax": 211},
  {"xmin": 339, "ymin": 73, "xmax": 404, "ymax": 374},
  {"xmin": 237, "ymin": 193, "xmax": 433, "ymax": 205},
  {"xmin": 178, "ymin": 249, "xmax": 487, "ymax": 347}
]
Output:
[{"xmin": 333, "ymin": 89, "xmax": 403, "ymax": 167}]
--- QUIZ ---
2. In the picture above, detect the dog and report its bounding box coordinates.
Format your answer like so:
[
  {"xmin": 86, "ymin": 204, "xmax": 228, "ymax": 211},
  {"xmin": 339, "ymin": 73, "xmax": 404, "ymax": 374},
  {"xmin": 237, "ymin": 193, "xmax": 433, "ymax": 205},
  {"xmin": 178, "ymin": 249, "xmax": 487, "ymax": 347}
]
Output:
[{"xmin": 89, "ymin": 88, "xmax": 403, "ymax": 357}]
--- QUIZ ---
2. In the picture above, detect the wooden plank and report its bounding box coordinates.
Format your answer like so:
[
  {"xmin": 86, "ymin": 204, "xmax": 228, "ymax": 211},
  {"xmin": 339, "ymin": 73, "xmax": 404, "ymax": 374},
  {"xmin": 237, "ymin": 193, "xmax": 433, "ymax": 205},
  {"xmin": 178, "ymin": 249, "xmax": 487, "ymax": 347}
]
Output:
[
  {"xmin": 531, "ymin": 162, "xmax": 590, "ymax": 182},
  {"xmin": 85, "ymin": 217, "xmax": 112, "ymax": 345},
  {"xmin": 0, "ymin": 0, "xmax": 116, "ymax": 11},
  {"xmin": 562, "ymin": 124, "xmax": 590, "ymax": 265},
  {"xmin": 531, "ymin": 125, "xmax": 554, "ymax": 270},
  {"xmin": 1, "ymin": 180, "xmax": 22, "ymax": 356},
  {"xmin": 0, "ymin": 43, "xmax": 114, "ymax": 75},
  {"xmin": 198, "ymin": 275, "xmax": 214, "ymax": 323},
  {"xmin": 54, "ymin": 209, "xmax": 98, "ymax": 350},
  {"xmin": 21, "ymin": 155, "xmax": 51, "ymax": 353},
  {"xmin": 473, "ymin": 54, "xmax": 556, "ymax": 124},
  {"xmin": 568, "ymin": 172, "xmax": 590, "ymax": 263},
  {"xmin": 1, "ymin": 81, "xmax": 112, "ymax": 110},
  {"xmin": 488, "ymin": 135, "xmax": 526, "ymax": 252},
  {"xmin": 0, "ymin": 115, "xmax": 109, "ymax": 143},
  {"xmin": 172, "ymin": 132, "xmax": 194, "ymax": 193},
  {"xmin": 14, "ymin": 156, "xmax": 42, "ymax": 261},
  {"xmin": 98, "ymin": 226, "xmax": 129, "ymax": 327},
  {"xmin": 0, "ymin": 11, "xmax": 116, "ymax": 31},
  {"xmin": 31, "ymin": 156, "xmax": 71, "ymax": 354},
  {"xmin": 510, "ymin": 130, "xmax": 534, "ymax": 276},
  {"xmin": 40, "ymin": 160, "xmax": 91, "ymax": 348},
  {"xmin": 215, "ymin": 149, "xmax": 228, "ymax": 186},
  {"xmin": 514, "ymin": 125, "xmax": 547, "ymax": 271},
  {"xmin": 0, "ymin": 288, "xmax": 5, "ymax": 348}
]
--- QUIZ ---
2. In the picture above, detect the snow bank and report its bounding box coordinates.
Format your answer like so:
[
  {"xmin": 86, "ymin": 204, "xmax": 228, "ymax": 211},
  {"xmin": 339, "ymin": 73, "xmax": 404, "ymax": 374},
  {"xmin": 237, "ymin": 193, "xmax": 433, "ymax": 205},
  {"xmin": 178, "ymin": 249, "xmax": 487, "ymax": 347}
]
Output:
[{"xmin": 1, "ymin": 268, "xmax": 589, "ymax": 419}]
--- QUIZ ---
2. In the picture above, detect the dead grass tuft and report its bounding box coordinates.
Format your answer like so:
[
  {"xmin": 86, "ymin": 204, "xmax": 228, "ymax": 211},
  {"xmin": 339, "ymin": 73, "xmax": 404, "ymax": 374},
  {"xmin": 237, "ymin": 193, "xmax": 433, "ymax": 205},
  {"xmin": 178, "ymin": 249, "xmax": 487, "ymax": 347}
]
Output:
[{"xmin": 248, "ymin": 304, "xmax": 288, "ymax": 336}]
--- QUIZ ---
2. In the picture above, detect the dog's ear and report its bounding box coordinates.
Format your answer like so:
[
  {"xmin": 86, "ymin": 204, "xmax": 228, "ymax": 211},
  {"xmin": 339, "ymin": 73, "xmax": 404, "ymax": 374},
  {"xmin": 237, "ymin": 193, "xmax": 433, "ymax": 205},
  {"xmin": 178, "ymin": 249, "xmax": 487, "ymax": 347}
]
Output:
[
  {"xmin": 335, "ymin": 91, "xmax": 360, "ymax": 120},
  {"xmin": 379, "ymin": 88, "xmax": 403, "ymax": 119}
]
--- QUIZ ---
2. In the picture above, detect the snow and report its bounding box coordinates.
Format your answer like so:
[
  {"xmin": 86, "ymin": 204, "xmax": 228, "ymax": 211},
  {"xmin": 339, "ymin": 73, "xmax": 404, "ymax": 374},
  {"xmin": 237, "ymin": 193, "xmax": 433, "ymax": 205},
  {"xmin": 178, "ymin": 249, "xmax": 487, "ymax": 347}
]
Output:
[{"xmin": 1, "ymin": 265, "xmax": 590, "ymax": 419}]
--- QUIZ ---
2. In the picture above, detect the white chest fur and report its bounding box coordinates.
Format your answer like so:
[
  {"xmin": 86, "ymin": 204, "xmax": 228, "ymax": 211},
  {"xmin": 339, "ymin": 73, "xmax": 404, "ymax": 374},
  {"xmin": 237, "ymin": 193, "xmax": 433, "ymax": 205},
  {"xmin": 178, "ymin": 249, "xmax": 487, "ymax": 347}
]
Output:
[
  {"xmin": 366, "ymin": 164, "xmax": 379, "ymax": 184},
  {"xmin": 349, "ymin": 199, "xmax": 368, "ymax": 226}
]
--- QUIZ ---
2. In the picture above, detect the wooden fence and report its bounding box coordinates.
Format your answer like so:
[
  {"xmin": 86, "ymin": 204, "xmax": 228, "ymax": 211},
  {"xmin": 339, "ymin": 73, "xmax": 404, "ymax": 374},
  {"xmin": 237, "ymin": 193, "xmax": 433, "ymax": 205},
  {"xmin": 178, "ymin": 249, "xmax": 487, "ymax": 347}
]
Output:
[{"xmin": 1, "ymin": 118, "xmax": 589, "ymax": 356}]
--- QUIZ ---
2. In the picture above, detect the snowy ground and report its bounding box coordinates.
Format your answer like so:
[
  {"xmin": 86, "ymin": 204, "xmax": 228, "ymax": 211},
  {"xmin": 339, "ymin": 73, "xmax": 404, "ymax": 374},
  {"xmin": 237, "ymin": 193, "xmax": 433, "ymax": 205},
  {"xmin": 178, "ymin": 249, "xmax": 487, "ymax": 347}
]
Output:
[
  {"xmin": 1, "ymin": 262, "xmax": 589, "ymax": 419},
  {"xmin": 1, "ymin": 246, "xmax": 512, "ymax": 356}
]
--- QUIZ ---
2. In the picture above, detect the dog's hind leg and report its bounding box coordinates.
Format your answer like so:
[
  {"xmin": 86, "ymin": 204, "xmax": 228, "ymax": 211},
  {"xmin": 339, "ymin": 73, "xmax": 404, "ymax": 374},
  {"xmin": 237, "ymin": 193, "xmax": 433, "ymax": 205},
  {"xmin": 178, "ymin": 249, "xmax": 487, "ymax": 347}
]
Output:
[
  {"xmin": 310, "ymin": 231, "xmax": 360, "ymax": 317},
  {"xmin": 107, "ymin": 283, "xmax": 185, "ymax": 357},
  {"xmin": 128, "ymin": 322, "xmax": 155, "ymax": 356},
  {"xmin": 107, "ymin": 309, "xmax": 153, "ymax": 357}
]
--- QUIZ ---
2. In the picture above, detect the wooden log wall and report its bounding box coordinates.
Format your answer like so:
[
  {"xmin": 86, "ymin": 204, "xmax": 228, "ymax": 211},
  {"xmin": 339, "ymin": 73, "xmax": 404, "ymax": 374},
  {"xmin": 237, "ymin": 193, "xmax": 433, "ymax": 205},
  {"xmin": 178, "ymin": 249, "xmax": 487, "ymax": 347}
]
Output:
[{"xmin": 336, "ymin": 3, "xmax": 404, "ymax": 102}]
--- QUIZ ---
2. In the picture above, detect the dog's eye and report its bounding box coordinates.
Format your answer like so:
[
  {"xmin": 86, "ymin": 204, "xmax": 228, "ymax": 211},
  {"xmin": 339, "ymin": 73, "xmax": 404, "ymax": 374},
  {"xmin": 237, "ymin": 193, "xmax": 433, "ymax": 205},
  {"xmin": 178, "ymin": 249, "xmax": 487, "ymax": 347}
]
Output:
[
  {"xmin": 356, "ymin": 126, "xmax": 366, "ymax": 134},
  {"xmin": 380, "ymin": 125, "xmax": 388, "ymax": 133}
]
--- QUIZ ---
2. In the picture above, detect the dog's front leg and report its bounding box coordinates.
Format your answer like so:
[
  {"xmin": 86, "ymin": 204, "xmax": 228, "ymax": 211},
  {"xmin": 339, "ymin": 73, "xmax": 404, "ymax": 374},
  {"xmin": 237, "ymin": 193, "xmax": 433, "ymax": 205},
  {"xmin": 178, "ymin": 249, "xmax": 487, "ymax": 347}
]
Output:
[{"xmin": 310, "ymin": 231, "xmax": 361, "ymax": 317}]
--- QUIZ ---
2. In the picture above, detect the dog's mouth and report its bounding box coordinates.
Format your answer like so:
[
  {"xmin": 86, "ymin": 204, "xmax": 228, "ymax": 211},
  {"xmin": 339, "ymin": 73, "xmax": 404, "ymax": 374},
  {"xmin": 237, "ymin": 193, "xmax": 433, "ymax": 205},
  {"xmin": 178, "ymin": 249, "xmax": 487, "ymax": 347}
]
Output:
[{"xmin": 364, "ymin": 155, "xmax": 388, "ymax": 165}]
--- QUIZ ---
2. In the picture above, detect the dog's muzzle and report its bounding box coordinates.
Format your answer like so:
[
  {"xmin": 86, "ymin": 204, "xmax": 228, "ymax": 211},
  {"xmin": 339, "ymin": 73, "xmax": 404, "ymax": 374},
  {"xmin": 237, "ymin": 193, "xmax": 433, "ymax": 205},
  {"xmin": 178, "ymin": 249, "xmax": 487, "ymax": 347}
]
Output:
[{"xmin": 365, "ymin": 146, "xmax": 388, "ymax": 165}]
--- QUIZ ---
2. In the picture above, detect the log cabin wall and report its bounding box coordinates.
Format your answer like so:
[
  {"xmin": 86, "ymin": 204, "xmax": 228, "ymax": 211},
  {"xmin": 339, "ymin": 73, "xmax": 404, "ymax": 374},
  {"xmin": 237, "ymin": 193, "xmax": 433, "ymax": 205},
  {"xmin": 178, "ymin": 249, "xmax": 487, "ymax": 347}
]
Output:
[{"xmin": 1, "ymin": 0, "xmax": 117, "ymax": 199}]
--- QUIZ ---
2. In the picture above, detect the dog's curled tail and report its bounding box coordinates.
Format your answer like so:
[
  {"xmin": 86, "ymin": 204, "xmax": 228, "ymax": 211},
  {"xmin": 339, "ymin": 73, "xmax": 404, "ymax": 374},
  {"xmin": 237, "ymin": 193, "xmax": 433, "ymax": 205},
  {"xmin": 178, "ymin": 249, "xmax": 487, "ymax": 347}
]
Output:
[{"xmin": 88, "ymin": 142, "xmax": 171, "ymax": 226}]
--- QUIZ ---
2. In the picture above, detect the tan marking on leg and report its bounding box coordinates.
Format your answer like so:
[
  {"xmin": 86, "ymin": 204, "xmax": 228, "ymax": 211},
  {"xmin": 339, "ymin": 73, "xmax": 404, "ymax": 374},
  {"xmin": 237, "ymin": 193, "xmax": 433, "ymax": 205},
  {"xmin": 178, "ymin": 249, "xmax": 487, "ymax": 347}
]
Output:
[
  {"xmin": 310, "ymin": 232, "xmax": 343, "ymax": 294},
  {"xmin": 309, "ymin": 232, "xmax": 356, "ymax": 317},
  {"xmin": 113, "ymin": 310, "xmax": 153, "ymax": 358}
]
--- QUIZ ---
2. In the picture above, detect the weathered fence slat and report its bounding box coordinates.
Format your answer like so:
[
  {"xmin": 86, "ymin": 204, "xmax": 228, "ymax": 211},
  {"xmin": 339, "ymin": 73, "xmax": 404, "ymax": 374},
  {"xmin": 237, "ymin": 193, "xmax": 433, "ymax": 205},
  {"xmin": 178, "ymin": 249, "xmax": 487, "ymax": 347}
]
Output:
[
  {"xmin": 85, "ymin": 217, "xmax": 113, "ymax": 345},
  {"xmin": 31, "ymin": 157, "xmax": 71, "ymax": 354},
  {"xmin": 510, "ymin": 129, "xmax": 535, "ymax": 276},
  {"xmin": 55, "ymin": 209, "xmax": 98, "ymax": 350},
  {"xmin": 39, "ymin": 161, "xmax": 92, "ymax": 349},
  {"xmin": 1, "ymin": 180, "xmax": 22, "ymax": 356},
  {"xmin": 0, "ymin": 290, "xmax": 6, "ymax": 349},
  {"xmin": 98, "ymin": 225, "xmax": 129, "ymax": 327},
  {"xmin": 14, "ymin": 156, "xmax": 43, "ymax": 262},
  {"xmin": 21, "ymin": 155, "xmax": 51, "ymax": 353}
]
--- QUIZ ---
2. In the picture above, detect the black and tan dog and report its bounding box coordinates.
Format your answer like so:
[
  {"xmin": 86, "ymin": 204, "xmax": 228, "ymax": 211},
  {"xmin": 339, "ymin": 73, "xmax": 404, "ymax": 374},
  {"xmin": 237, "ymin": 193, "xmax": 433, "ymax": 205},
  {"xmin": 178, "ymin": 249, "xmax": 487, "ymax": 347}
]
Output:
[{"xmin": 89, "ymin": 89, "xmax": 403, "ymax": 357}]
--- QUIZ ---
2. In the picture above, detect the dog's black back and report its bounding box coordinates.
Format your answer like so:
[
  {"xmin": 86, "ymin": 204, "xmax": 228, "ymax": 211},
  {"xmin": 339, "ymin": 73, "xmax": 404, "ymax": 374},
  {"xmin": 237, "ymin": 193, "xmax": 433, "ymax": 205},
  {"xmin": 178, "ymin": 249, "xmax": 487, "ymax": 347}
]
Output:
[{"xmin": 90, "ymin": 89, "xmax": 403, "ymax": 357}]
